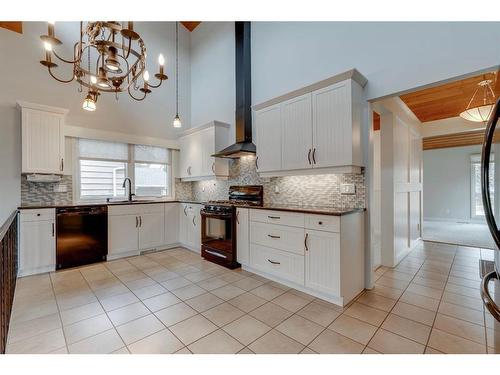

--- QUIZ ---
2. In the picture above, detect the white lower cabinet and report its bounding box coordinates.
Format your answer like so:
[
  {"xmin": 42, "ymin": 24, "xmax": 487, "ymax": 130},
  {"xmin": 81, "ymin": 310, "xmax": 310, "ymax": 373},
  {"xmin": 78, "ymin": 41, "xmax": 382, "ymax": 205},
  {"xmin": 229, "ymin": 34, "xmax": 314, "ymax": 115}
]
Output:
[
  {"xmin": 164, "ymin": 203, "xmax": 179, "ymax": 246},
  {"xmin": 304, "ymin": 229, "xmax": 340, "ymax": 296},
  {"xmin": 248, "ymin": 209, "xmax": 364, "ymax": 306},
  {"xmin": 178, "ymin": 203, "xmax": 202, "ymax": 253},
  {"xmin": 19, "ymin": 209, "xmax": 56, "ymax": 277},
  {"xmin": 108, "ymin": 203, "xmax": 165, "ymax": 260},
  {"xmin": 236, "ymin": 208, "xmax": 249, "ymax": 266}
]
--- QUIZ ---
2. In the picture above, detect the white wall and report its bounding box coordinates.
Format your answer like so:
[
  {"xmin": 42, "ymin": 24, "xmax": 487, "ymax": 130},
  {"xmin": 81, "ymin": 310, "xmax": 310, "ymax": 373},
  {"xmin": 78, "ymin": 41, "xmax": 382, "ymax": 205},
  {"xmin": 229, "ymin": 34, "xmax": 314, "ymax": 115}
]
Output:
[
  {"xmin": 251, "ymin": 22, "xmax": 500, "ymax": 104},
  {"xmin": 190, "ymin": 22, "xmax": 235, "ymax": 135},
  {"xmin": 0, "ymin": 105, "xmax": 21, "ymax": 225},
  {"xmin": 423, "ymin": 144, "xmax": 482, "ymax": 222},
  {"xmin": 0, "ymin": 22, "xmax": 191, "ymax": 140}
]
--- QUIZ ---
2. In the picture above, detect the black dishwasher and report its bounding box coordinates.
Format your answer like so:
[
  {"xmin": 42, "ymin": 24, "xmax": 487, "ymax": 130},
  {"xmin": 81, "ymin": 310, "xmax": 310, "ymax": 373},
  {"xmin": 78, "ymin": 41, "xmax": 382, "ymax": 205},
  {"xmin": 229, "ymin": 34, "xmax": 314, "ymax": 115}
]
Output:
[{"xmin": 56, "ymin": 206, "xmax": 108, "ymax": 270}]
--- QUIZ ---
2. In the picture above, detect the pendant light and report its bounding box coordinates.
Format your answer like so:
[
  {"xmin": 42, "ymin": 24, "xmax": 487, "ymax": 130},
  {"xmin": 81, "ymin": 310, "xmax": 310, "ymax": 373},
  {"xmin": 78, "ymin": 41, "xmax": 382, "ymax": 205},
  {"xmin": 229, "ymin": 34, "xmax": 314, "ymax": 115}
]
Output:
[
  {"xmin": 173, "ymin": 21, "xmax": 182, "ymax": 128},
  {"xmin": 459, "ymin": 78, "xmax": 496, "ymax": 123}
]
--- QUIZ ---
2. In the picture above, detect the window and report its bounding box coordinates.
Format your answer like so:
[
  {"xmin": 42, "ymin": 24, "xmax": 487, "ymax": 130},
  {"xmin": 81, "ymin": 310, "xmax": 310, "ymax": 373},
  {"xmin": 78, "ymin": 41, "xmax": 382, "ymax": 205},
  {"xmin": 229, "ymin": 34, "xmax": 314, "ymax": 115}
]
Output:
[
  {"xmin": 75, "ymin": 139, "xmax": 171, "ymax": 201},
  {"xmin": 471, "ymin": 154, "xmax": 494, "ymax": 218}
]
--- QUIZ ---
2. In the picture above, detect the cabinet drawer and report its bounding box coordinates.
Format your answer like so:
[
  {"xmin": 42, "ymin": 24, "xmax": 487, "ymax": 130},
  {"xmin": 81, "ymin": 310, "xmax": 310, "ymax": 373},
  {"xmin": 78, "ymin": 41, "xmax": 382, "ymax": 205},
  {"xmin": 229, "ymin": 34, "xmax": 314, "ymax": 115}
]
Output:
[
  {"xmin": 250, "ymin": 222, "xmax": 304, "ymax": 255},
  {"xmin": 250, "ymin": 244, "xmax": 304, "ymax": 285},
  {"xmin": 20, "ymin": 208, "xmax": 55, "ymax": 222},
  {"xmin": 305, "ymin": 214, "xmax": 340, "ymax": 233},
  {"xmin": 250, "ymin": 209, "xmax": 304, "ymax": 227},
  {"xmin": 108, "ymin": 203, "xmax": 165, "ymax": 216}
]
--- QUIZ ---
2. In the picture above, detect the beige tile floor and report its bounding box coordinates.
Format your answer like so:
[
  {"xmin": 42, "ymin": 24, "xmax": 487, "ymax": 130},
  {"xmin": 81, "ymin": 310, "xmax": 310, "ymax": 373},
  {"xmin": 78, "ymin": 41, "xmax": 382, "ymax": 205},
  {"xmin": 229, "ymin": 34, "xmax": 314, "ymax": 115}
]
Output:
[{"xmin": 6, "ymin": 241, "xmax": 499, "ymax": 354}]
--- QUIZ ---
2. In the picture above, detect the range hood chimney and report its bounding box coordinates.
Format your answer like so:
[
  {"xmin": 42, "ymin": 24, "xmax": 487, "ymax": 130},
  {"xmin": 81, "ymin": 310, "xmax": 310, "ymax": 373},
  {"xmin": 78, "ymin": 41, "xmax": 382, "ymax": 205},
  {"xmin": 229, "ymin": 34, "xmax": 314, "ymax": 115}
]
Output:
[{"xmin": 212, "ymin": 21, "xmax": 256, "ymax": 159}]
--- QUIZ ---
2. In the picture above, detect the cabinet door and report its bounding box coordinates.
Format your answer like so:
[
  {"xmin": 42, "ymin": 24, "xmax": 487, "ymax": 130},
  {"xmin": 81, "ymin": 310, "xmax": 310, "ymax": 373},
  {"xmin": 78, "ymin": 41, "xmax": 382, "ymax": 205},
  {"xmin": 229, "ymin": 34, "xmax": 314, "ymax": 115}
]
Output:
[
  {"xmin": 165, "ymin": 203, "xmax": 179, "ymax": 245},
  {"xmin": 179, "ymin": 135, "xmax": 192, "ymax": 179},
  {"xmin": 236, "ymin": 208, "xmax": 249, "ymax": 266},
  {"xmin": 179, "ymin": 204, "xmax": 189, "ymax": 245},
  {"xmin": 305, "ymin": 230, "xmax": 340, "ymax": 296},
  {"xmin": 22, "ymin": 109, "xmax": 64, "ymax": 174},
  {"xmin": 201, "ymin": 127, "xmax": 216, "ymax": 177},
  {"xmin": 255, "ymin": 104, "xmax": 282, "ymax": 172},
  {"xmin": 108, "ymin": 214, "xmax": 139, "ymax": 256},
  {"xmin": 139, "ymin": 212, "xmax": 165, "ymax": 250},
  {"xmin": 19, "ymin": 220, "xmax": 55, "ymax": 276},
  {"xmin": 312, "ymin": 81, "xmax": 351, "ymax": 168},
  {"xmin": 281, "ymin": 93, "xmax": 313, "ymax": 171}
]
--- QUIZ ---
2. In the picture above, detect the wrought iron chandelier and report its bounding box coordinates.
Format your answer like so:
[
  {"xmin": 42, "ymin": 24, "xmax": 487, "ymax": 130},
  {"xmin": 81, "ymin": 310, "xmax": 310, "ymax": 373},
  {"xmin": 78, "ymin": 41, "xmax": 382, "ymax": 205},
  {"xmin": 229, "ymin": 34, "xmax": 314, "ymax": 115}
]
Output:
[{"xmin": 39, "ymin": 21, "xmax": 168, "ymax": 111}]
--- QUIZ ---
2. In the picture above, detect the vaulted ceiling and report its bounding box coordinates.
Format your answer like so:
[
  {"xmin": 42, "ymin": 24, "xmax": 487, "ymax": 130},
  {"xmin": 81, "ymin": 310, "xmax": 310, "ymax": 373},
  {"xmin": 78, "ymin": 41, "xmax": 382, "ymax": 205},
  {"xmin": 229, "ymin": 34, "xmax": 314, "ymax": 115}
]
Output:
[{"xmin": 400, "ymin": 70, "xmax": 500, "ymax": 123}]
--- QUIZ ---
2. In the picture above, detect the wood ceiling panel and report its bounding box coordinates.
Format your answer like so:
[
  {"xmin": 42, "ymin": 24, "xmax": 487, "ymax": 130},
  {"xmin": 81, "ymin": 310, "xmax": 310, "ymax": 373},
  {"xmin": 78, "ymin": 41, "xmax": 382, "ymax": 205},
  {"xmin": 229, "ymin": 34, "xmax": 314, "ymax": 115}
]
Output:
[
  {"xmin": 400, "ymin": 71, "xmax": 499, "ymax": 123},
  {"xmin": 180, "ymin": 22, "xmax": 201, "ymax": 32},
  {"xmin": 0, "ymin": 22, "xmax": 22, "ymax": 34},
  {"xmin": 373, "ymin": 112, "xmax": 380, "ymax": 131},
  {"xmin": 422, "ymin": 129, "xmax": 500, "ymax": 150}
]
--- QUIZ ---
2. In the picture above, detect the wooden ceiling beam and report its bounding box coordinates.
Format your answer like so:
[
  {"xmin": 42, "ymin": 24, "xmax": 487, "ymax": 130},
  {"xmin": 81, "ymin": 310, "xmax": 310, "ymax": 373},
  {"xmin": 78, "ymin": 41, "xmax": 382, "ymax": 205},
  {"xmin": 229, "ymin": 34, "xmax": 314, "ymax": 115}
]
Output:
[
  {"xmin": 180, "ymin": 22, "xmax": 201, "ymax": 32},
  {"xmin": 422, "ymin": 129, "xmax": 500, "ymax": 150},
  {"xmin": 0, "ymin": 22, "xmax": 22, "ymax": 34}
]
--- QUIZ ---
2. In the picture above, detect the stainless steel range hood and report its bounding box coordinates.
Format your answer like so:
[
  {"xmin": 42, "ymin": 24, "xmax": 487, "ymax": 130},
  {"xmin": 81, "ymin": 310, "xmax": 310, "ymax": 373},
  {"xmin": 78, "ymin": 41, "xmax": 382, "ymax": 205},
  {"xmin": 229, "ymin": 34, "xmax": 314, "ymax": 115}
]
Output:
[{"xmin": 212, "ymin": 21, "xmax": 256, "ymax": 159}]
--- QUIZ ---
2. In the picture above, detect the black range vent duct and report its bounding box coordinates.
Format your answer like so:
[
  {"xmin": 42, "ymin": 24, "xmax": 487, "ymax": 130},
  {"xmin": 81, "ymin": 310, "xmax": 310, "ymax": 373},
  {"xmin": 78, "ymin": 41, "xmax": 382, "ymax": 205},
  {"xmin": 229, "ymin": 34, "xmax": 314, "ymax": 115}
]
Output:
[{"xmin": 212, "ymin": 21, "xmax": 256, "ymax": 159}]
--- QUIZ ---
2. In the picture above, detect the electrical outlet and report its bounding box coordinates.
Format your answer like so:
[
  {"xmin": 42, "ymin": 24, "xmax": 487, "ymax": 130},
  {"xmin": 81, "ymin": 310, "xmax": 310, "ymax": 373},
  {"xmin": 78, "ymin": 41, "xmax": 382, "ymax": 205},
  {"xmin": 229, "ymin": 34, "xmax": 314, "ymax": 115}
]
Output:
[
  {"xmin": 53, "ymin": 184, "xmax": 67, "ymax": 193},
  {"xmin": 341, "ymin": 183, "xmax": 356, "ymax": 195},
  {"xmin": 274, "ymin": 186, "xmax": 280, "ymax": 194}
]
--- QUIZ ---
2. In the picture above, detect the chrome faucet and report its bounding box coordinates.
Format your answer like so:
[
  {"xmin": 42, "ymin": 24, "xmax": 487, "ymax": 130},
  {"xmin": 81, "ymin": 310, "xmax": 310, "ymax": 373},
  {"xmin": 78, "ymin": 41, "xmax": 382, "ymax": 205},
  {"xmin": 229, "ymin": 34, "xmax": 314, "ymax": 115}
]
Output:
[{"xmin": 122, "ymin": 178, "xmax": 134, "ymax": 202}]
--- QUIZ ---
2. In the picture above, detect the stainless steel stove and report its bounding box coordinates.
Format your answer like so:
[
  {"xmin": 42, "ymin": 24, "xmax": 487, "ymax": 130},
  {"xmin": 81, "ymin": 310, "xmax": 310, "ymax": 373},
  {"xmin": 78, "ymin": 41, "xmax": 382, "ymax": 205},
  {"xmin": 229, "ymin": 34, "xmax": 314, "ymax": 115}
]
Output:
[{"xmin": 200, "ymin": 186, "xmax": 263, "ymax": 269}]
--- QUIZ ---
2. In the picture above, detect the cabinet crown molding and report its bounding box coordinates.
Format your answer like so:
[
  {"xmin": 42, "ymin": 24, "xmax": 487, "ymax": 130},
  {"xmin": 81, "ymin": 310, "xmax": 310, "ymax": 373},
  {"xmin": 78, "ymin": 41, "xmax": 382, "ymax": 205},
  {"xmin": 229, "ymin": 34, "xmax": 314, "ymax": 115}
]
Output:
[
  {"xmin": 180, "ymin": 120, "xmax": 231, "ymax": 137},
  {"xmin": 17, "ymin": 101, "xmax": 69, "ymax": 115},
  {"xmin": 253, "ymin": 68, "xmax": 367, "ymax": 111}
]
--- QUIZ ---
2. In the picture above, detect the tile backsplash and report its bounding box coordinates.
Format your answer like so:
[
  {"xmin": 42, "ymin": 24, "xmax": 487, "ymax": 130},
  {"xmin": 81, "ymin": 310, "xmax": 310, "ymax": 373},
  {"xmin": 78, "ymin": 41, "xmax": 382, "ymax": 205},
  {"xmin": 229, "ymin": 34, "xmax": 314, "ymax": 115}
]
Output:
[
  {"xmin": 176, "ymin": 156, "xmax": 365, "ymax": 209},
  {"xmin": 21, "ymin": 175, "xmax": 73, "ymax": 206}
]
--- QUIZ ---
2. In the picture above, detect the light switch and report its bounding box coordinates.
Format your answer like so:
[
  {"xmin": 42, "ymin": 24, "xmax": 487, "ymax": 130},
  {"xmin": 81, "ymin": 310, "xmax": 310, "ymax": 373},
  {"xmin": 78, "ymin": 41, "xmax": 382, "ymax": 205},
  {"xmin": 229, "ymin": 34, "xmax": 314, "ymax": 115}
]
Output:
[{"xmin": 341, "ymin": 183, "xmax": 355, "ymax": 195}]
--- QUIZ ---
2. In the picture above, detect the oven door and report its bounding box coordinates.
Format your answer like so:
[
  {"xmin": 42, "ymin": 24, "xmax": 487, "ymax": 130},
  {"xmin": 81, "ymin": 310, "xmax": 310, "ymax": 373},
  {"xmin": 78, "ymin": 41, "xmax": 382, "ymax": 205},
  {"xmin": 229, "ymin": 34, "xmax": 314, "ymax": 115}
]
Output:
[{"xmin": 200, "ymin": 210, "xmax": 235, "ymax": 262}]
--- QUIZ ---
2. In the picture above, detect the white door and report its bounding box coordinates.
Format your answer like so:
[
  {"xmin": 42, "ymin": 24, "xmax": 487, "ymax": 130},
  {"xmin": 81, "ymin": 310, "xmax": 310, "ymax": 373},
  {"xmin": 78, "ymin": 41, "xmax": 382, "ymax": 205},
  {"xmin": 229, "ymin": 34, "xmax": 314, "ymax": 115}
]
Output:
[
  {"xmin": 179, "ymin": 203, "xmax": 189, "ymax": 245},
  {"xmin": 281, "ymin": 93, "xmax": 313, "ymax": 171},
  {"xmin": 312, "ymin": 81, "xmax": 351, "ymax": 168},
  {"xmin": 108, "ymin": 214, "xmax": 139, "ymax": 256},
  {"xmin": 188, "ymin": 205, "xmax": 202, "ymax": 252},
  {"xmin": 138, "ymin": 212, "xmax": 165, "ymax": 250},
  {"xmin": 19, "ymin": 220, "xmax": 55, "ymax": 276},
  {"xmin": 22, "ymin": 109, "xmax": 64, "ymax": 174},
  {"xmin": 165, "ymin": 203, "xmax": 179, "ymax": 245},
  {"xmin": 236, "ymin": 208, "xmax": 249, "ymax": 266},
  {"xmin": 305, "ymin": 229, "xmax": 341, "ymax": 296},
  {"xmin": 255, "ymin": 104, "xmax": 282, "ymax": 172}
]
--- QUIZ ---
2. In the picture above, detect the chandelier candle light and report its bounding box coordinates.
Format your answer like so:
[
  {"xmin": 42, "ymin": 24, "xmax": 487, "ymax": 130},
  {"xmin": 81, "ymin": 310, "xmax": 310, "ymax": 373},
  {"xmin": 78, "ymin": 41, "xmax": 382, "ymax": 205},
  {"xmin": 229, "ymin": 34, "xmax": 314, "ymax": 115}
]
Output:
[{"xmin": 39, "ymin": 21, "xmax": 168, "ymax": 111}]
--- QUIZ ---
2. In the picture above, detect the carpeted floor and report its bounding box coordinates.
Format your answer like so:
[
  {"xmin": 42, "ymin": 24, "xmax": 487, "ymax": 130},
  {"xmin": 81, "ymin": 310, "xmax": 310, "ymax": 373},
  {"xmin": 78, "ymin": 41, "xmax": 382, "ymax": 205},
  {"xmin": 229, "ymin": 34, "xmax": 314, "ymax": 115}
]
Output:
[{"xmin": 423, "ymin": 220, "xmax": 495, "ymax": 249}]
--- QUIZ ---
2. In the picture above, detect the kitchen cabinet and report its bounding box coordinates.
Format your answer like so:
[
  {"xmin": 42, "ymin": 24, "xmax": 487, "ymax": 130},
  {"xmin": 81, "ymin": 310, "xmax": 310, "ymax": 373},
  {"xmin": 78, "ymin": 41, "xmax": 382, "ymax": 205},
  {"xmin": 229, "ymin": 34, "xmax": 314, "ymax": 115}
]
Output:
[
  {"xmin": 108, "ymin": 204, "xmax": 165, "ymax": 259},
  {"xmin": 179, "ymin": 121, "xmax": 230, "ymax": 181},
  {"xmin": 247, "ymin": 208, "xmax": 364, "ymax": 306},
  {"xmin": 19, "ymin": 209, "xmax": 56, "ymax": 277},
  {"xmin": 304, "ymin": 229, "xmax": 340, "ymax": 296},
  {"xmin": 164, "ymin": 203, "xmax": 180, "ymax": 246},
  {"xmin": 254, "ymin": 104, "xmax": 281, "ymax": 173},
  {"xmin": 253, "ymin": 72, "xmax": 366, "ymax": 177},
  {"xmin": 18, "ymin": 101, "xmax": 68, "ymax": 175},
  {"xmin": 178, "ymin": 203, "xmax": 202, "ymax": 252},
  {"xmin": 236, "ymin": 208, "xmax": 249, "ymax": 266}
]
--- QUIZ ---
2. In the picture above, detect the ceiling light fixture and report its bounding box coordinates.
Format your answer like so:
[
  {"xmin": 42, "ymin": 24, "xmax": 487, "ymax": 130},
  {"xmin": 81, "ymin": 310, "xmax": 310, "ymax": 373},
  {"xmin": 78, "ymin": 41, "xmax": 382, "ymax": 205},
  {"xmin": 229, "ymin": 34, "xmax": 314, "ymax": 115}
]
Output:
[
  {"xmin": 460, "ymin": 79, "xmax": 496, "ymax": 122},
  {"xmin": 173, "ymin": 22, "xmax": 182, "ymax": 128},
  {"xmin": 39, "ymin": 21, "xmax": 168, "ymax": 111}
]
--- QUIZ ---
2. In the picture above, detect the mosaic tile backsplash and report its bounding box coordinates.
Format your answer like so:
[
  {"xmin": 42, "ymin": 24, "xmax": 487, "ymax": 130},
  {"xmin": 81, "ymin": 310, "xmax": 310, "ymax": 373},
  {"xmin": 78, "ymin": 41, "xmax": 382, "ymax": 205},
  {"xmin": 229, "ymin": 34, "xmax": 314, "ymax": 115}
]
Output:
[
  {"xmin": 21, "ymin": 175, "xmax": 73, "ymax": 206},
  {"xmin": 176, "ymin": 156, "xmax": 365, "ymax": 209}
]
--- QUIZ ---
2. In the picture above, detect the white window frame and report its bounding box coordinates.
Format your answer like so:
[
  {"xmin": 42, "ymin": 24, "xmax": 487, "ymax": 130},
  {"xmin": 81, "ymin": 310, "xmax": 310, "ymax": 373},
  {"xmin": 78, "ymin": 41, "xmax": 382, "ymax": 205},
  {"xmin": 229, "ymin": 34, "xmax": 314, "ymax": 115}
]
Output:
[
  {"xmin": 470, "ymin": 153, "xmax": 494, "ymax": 220},
  {"xmin": 73, "ymin": 139, "xmax": 173, "ymax": 202}
]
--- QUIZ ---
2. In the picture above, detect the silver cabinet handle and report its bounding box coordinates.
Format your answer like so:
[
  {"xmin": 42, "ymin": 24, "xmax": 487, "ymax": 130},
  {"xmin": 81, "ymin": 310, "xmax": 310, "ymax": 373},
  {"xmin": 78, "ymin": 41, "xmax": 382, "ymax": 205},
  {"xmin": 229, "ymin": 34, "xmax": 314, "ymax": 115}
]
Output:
[
  {"xmin": 60, "ymin": 158, "xmax": 64, "ymax": 171},
  {"xmin": 312, "ymin": 148, "xmax": 316, "ymax": 164},
  {"xmin": 212, "ymin": 162, "xmax": 216, "ymax": 173},
  {"xmin": 481, "ymin": 270, "xmax": 500, "ymax": 321},
  {"xmin": 139, "ymin": 216, "xmax": 142, "ymax": 227},
  {"xmin": 135, "ymin": 216, "xmax": 138, "ymax": 228},
  {"xmin": 183, "ymin": 206, "xmax": 188, "ymax": 216},
  {"xmin": 308, "ymin": 149, "xmax": 311, "ymax": 165},
  {"xmin": 255, "ymin": 156, "xmax": 259, "ymax": 170},
  {"xmin": 304, "ymin": 233, "xmax": 309, "ymax": 251},
  {"xmin": 268, "ymin": 215, "xmax": 280, "ymax": 219},
  {"xmin": 192, "ymin": 216, "xmax": 196, "ymax": 226},
  {"xmin": 267, "ymin": 234, "xmax": 280, "ymax": 239},
  {"xmin": 187, "ymin": 166, "xmax": 192, "ymax": 175},
  {"xmin": 267, "ymin": 259, "xmax": 280, "ymax": 265}
]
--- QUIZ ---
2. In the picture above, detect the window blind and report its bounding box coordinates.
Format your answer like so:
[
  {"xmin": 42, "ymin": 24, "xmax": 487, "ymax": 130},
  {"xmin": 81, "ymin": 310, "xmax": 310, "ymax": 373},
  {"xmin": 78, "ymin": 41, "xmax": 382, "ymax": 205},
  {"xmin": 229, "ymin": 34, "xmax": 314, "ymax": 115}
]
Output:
[
  {"xmin": 134, "ymin": 145, "xmax": 169, "ymax": 163},
  {"xmin": 78, "ymin": 139, "xmax": 129, "ymax": 161}
]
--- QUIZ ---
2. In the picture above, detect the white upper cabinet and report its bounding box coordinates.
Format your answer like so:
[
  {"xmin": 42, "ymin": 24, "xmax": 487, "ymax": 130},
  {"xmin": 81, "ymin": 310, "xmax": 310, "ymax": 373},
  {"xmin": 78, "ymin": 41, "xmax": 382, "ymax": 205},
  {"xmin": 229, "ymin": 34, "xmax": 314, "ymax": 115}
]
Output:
[
  {"xmin": 253, "ymin": 70, "xmax": 366, "ymax": 177},
  {"xmin": 18, "ymin": 102, "xmax": 68, "ymax": 174},
  {"xmin": 179, "ymin": 121, "xmax": 230, "ymax": 181},
  {"xmin": 254, "ymin": 104, "xmax": 282, "ymax": 173},
  {"xmin": 281, "ymin": 93, "xmax": 313, "ymax": 171}
]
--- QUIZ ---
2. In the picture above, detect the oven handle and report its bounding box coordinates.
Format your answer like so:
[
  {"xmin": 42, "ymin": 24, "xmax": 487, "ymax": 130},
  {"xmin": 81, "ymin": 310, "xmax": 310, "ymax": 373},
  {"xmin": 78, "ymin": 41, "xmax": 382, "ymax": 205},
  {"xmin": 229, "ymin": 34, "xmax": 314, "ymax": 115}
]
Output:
[
  {"xmin": 200, "ymin": 212, "xmax": 233, "ymax": 219},
  {"xmin": 205, "ymin": 249, "xmax": 227, "ymax": 259}
]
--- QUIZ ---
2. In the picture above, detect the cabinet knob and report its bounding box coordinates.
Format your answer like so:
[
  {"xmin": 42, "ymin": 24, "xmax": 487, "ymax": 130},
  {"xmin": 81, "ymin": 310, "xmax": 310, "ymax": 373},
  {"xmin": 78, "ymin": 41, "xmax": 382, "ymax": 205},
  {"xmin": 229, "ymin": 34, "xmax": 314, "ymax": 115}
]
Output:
[
  {"xmin": 318, "ymin": 221, "xmax": 323, "ymax": 225},
  {"xmin": 37, "ymin": 213, "xmax": 41, "ymax": 216}
]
